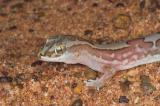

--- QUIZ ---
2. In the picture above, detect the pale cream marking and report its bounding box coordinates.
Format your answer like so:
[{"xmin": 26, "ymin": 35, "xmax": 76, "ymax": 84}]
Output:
[
  {"xmin": 80, "ymin": 50, "xmax": 120, "ymax": 65},
  {"xmin": 135, "ymin": 45, "xmax": 143, "ymax": 52},
  {"xmin": 99, "ymin": 55, "xmax": 103, "ymax": 60},
  {"xmin": 112, "ymin": 60, "xmax": 120, "ymax": 64},
  {"xmin": 122, "ymin": 54, "xmax": 127, "ymax": 58},
  {"xmin": 75, "ymin": 52, "xmax": 79, "ymax": 57},
  {"xmin": 54, "ymin": 49, "xmax": 57, "ymax": 54},
  {"xmin": 122, "ymin": 59, "xmax": 129, "ymax": 65},
  {"xmin": 144, "ymin": 33, "xmax": 160, "ymax": 49},
  {"xmin": 110, "ymin": 53, "xmax": 115, "ymax": 58},
  {"xmin": 122, "ymin": 52, "xmax": 132, "ymax": 58},
  {"xmin": 117, "ymin": 55, "xmax": 122, "ymax": 60},
  {"xmin": 121, "ymin": 54, "xmax": 160, "ymax": 70},
  {"xmin": 132, "ymin": 55, "xmax": 138, "ymax": 60},
  {"xmin": 94, "ymin": 42, "xmax": 130, "ymax": 50}
]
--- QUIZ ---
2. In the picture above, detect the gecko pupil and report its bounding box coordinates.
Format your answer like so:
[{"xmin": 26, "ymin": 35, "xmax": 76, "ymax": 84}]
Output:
[{"xmin": 57, "ymin": 46, "xmax": 63, "ymax": 52}]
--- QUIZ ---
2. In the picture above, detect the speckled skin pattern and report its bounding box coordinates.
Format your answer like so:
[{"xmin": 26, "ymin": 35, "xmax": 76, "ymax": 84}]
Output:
[{"xmin": 39, "ymin": 33, "xmax": 160, "ymax": 89}]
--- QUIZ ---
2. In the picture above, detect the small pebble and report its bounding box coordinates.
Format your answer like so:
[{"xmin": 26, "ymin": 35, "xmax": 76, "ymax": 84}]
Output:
[
  {"xmin": 1, "ymin": 71, "xmax": 9, "ymax": 76},
  {"xmin": 73, "ymin": 72, "xmax": 82, "ymax": 78},
  {"xmin": 140, "ymin": 0, "xmax": 145, "ymax": 9},
  {"xmin": 10, "ymin": 2, "xmax": 24, "ymax": 13},
  {"xmin": 7, "ymin": 62, "xmax": 16, "ymax": 68},
  {"xmin": 0, "ymin": 76, "xmax": 13, "ymax": 83},
  {"xmin": 92, "ymin": 3, "xmax": 98, "ymax": 7},
  {"xmin": 8, "ymin": 25, "xmax": 17, "ymax": 30},
  {"xmin": 88, "ymin": 88, "xmax": 97, "ymax": 96},
  {"xmin": 115, "ymin": 2, "xmax": 125, "ymax": 7},
  {"xmin": 2, "ymin": 0, "xmax": 11, "ymax": 3},
  {"xmin": 50, "ymin": 95, "xmax": 55, "ymax": 100},
  {"xmin": 156, "ymin": 0, "xmax": 160, "ymax": 9},
  {"xmin": 114, "ymin": 0, "xmax": 129, "ymax": 8},
  {"xmin": 24, "ymin": 0, "xmax": 32, "ymax": 2},
  {"xmin": 154, "ymin": 95, "xmax": 160, "ymax": 101},
  {"xmin": 0, "ymin": 5, "xmax": 8, "ymax": 17},
  {"xmin": 119, "ymin": 96, "xmax": 129, "ymax": 103},
  {"xmin": 28, "ymin": 28, "xmax": 34, "ymax": 32},
  {"xmin": 140, "ymin": 75, "xmax": 156, "ymax": 94},
  {"xmin": 96, "ymin": 37, "xmax": 112, "ymax": 44},
  {"xmin": 113, "ymin": 14, "xmax": 131, "ymax": 29},
  {"xmin": 13, "ymin": 74, "xmax": 27, "ymax": 89},
  {"xmin": 119, "ymin": 77, "xmax": 131, "ymax": 92},
  {"xmin": 71, "ymin": 82, "xmax": 78, "ymax": 89},
  {"xmin": 84, "ymin": 29, "xmax": 93, "ymax": 37},
  {"xmin": 32, "ymin": 74, "xmax": 39, "ymax": 81},
  {"xmin": 71, "ymin": 82, "xmax": 82, "ymax": 94},
  {"xmin": 84, "ymin": 69, "xmax": 98, "ymax": 80},
  {"xmin": 41, "ymin": 86, "xmax": 48, "ymax": 92},
  {"xmin": 15, "ymin": 73, "xmax": 27, "ymax": 81},
  {"xmin": 16, "ymin": 83, "xmax": 24, "ymax": 89},
  {"xmin": 71, "ymin": 98, "xmax": 83, "ymax": 106},
  {"xmin": 134, "ymin": 97, "xmax": 140, "ymax": 104},
  {"xmin": 141, "ymin": 0, "xmax": 160, "ymax": 12},
  {"xmin": 31, "ymin": 60, "xmax": 43, "ymax": 67}
]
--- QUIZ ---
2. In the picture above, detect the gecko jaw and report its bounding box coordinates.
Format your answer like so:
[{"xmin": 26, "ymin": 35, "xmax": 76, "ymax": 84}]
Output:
[{"xmin": 40, "ymin": 56, "xmax": 61, "ymax": 62}]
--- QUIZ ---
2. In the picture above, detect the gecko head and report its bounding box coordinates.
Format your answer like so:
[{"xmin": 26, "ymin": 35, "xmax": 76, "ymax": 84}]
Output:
[{"xmin": 38, "ymin": 35, "xmax": 77, "ymax": 62}]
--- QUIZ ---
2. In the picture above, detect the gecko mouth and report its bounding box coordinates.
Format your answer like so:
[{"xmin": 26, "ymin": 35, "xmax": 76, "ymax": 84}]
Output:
[
  {"xmin": 40, "ymin": 55, "xmax": 62, "ymax": 62},
  {"xmin": 40, "ymin": 56, "xmax": 52, "ymax": 61}
]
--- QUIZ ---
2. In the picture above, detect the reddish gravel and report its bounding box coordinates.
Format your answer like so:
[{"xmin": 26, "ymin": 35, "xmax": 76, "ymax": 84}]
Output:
[{"xmin": 0, "ymin": 0, "xmax": 160, "ymax": 106}]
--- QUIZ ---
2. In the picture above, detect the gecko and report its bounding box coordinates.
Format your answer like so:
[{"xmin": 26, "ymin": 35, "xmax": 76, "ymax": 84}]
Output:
[{"xmin": 38, "ymin": 33, "xmax": 160, "ymax": 89}]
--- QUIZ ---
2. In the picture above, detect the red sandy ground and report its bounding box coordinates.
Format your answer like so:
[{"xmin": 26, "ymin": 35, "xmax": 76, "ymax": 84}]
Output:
[{"xmin": 0, "ymin": 0, "xmax": 160, "ymax": 106}]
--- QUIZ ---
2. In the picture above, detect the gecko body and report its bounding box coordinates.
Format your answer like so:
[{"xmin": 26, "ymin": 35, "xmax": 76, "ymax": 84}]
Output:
[{"xmin": 38, "ymin": 33, "xmax": 160, "ymax": 89}]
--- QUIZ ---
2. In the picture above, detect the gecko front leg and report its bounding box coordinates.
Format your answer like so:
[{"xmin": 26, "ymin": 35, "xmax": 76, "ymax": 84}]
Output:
[{"xmin": 84, "ymin": 68, "xmax": 117, "ymax": 90}]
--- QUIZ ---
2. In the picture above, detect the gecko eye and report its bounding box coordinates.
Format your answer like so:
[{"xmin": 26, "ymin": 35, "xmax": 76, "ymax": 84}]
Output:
[{"xmin": 53, "ymin": 44, "xmax": 66, "ymax": 57}]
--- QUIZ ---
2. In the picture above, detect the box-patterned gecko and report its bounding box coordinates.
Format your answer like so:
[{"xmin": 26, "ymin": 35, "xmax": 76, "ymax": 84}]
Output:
[{"xmin": 38, "ymin": 33, "xmax": 160, "ymax": 89}]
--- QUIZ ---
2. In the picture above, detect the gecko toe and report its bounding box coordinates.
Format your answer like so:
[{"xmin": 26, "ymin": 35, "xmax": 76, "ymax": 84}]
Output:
[{"xmin": 84, "ymin": 79, "xmax": 103, "ymax": 90}]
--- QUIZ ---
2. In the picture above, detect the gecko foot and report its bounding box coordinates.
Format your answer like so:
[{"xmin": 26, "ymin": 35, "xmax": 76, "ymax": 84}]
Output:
[
  {"xmin": 84, "ymin": 79, "xmax": 104, "ymax": 90},
  {"xmin": 84, "ymin": 70, "xmax": 116, "ymax": 90}
]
